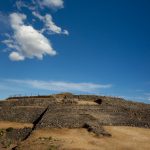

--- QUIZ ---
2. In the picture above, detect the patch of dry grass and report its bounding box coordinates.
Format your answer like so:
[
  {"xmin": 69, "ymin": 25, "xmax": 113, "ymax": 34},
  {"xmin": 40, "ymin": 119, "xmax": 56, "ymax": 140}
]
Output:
[
  {"xmin": 103, "ymin": 126, "xmax": 150, "ymax": 150},
  {"xmin": 77, "ymin": 101, "xmax": 98, "ymax": 105},
  {"xmin": 16, "ymin": 126, "xmax": 150, "ymax": 150},
  {"xmin": 0, "ymin": 121, "xmax": 33, "ymax": 129}
]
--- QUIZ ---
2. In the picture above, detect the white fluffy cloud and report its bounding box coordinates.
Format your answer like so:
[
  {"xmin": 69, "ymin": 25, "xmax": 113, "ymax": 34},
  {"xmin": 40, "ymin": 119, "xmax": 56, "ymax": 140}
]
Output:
[
  {"xmin": 39, "ymin": 0, "xmax": 64, "ymax": 9},
  {"xmin": 9, "ymin": 52, "xmax": 25, "ymax": 61},
  {"xmin": 3, "ymin": 0, "xmax": 68, "ymax": 61},
  {"xmin": 16, "ymin": 0, "xmax": 64, "ymax": 10},
  {"xmin": 4, "ymin": 13, "xmax": 56, "ymax": 61},
  {"xmin": 33, "ymin": 11, "xmax": 69, "ymax": 35}
]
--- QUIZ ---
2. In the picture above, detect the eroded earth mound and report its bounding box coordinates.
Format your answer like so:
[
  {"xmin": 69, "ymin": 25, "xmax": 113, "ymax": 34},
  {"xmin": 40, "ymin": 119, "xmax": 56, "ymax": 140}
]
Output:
[{"xmin": 0, "ymin": 93, "xmax": 150, "ymax": 149}]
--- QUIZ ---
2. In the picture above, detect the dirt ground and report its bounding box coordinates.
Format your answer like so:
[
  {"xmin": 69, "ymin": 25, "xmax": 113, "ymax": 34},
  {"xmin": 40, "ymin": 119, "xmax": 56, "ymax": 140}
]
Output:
[
  {"xmin": 15, "ymin": 126, "xmax": 150, "ymax": 150},
  {"xmin": 77, "ymin": 101, "xmax": 98, "ymax": 105},
  {"xmin": 0, "ymin": 121, "xmax": 33, "ymax": 129}
]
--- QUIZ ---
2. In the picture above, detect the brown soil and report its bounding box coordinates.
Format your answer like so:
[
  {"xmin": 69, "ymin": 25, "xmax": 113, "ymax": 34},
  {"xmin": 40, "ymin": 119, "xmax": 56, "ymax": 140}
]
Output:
[
  {"xmin": 0, "ymin": 121, "xmax": 33, "ymax": 129},
  {"xmin": 15, "ymin": 106, "xmax": 45, "ymax": 108},
  {"xmin": 77, "ymin": 101, "xmax": 98, "ymax": 105},
  {"xmin": 16, "ymin": 126, "xmax": 150, "ymax": 150}
]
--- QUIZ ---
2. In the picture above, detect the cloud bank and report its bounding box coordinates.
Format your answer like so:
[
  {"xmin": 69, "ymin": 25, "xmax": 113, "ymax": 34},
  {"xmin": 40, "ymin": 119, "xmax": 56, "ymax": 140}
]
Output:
[{"xmin": 5, "ymin": 79, "xmax": 112, "ymax": 93}]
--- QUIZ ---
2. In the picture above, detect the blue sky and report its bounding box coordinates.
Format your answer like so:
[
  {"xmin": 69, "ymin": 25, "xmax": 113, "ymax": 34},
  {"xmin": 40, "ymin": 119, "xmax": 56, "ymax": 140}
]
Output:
[{"xmin": 0, "ymin": 0, "xmax": 150, "ymax": 103}]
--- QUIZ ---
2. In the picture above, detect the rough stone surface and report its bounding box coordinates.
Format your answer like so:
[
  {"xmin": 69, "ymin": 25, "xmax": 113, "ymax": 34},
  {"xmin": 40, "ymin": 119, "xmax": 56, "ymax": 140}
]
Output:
[
  {"xmin": 0, "ymin": 93, "xmax": 150, "ymax": 144},
  {"xmin": 0, "ymin": 107, "xmax": 45, "ymax": 123},
  {"xmin": 6, "ymin": 127, "xmax": 32, "ymax": 141}
]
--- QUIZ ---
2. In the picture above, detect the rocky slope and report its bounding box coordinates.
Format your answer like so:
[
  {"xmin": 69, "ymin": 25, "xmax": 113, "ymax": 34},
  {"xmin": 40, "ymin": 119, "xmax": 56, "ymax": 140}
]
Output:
[{"xmin": 0, "ymin": 93, "xmax": 150, "ymax": 149}]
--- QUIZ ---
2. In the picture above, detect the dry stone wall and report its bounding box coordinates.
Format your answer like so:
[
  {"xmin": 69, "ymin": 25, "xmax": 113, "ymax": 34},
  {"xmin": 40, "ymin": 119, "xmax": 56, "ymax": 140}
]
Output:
[
  {"xmin": 0, "ymin": 107, "xmax": 45, "ymax": 123},
  {"xmin": 0, "ymin": 93, "xmax": 150, "ymax": 140}
]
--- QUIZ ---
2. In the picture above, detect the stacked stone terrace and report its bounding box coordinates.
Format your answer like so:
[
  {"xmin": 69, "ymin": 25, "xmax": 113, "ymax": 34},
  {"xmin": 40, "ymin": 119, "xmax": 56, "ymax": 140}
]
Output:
[{"xmin": 0, "ymin": 93, "xmax": 150, "ymax": 137}]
